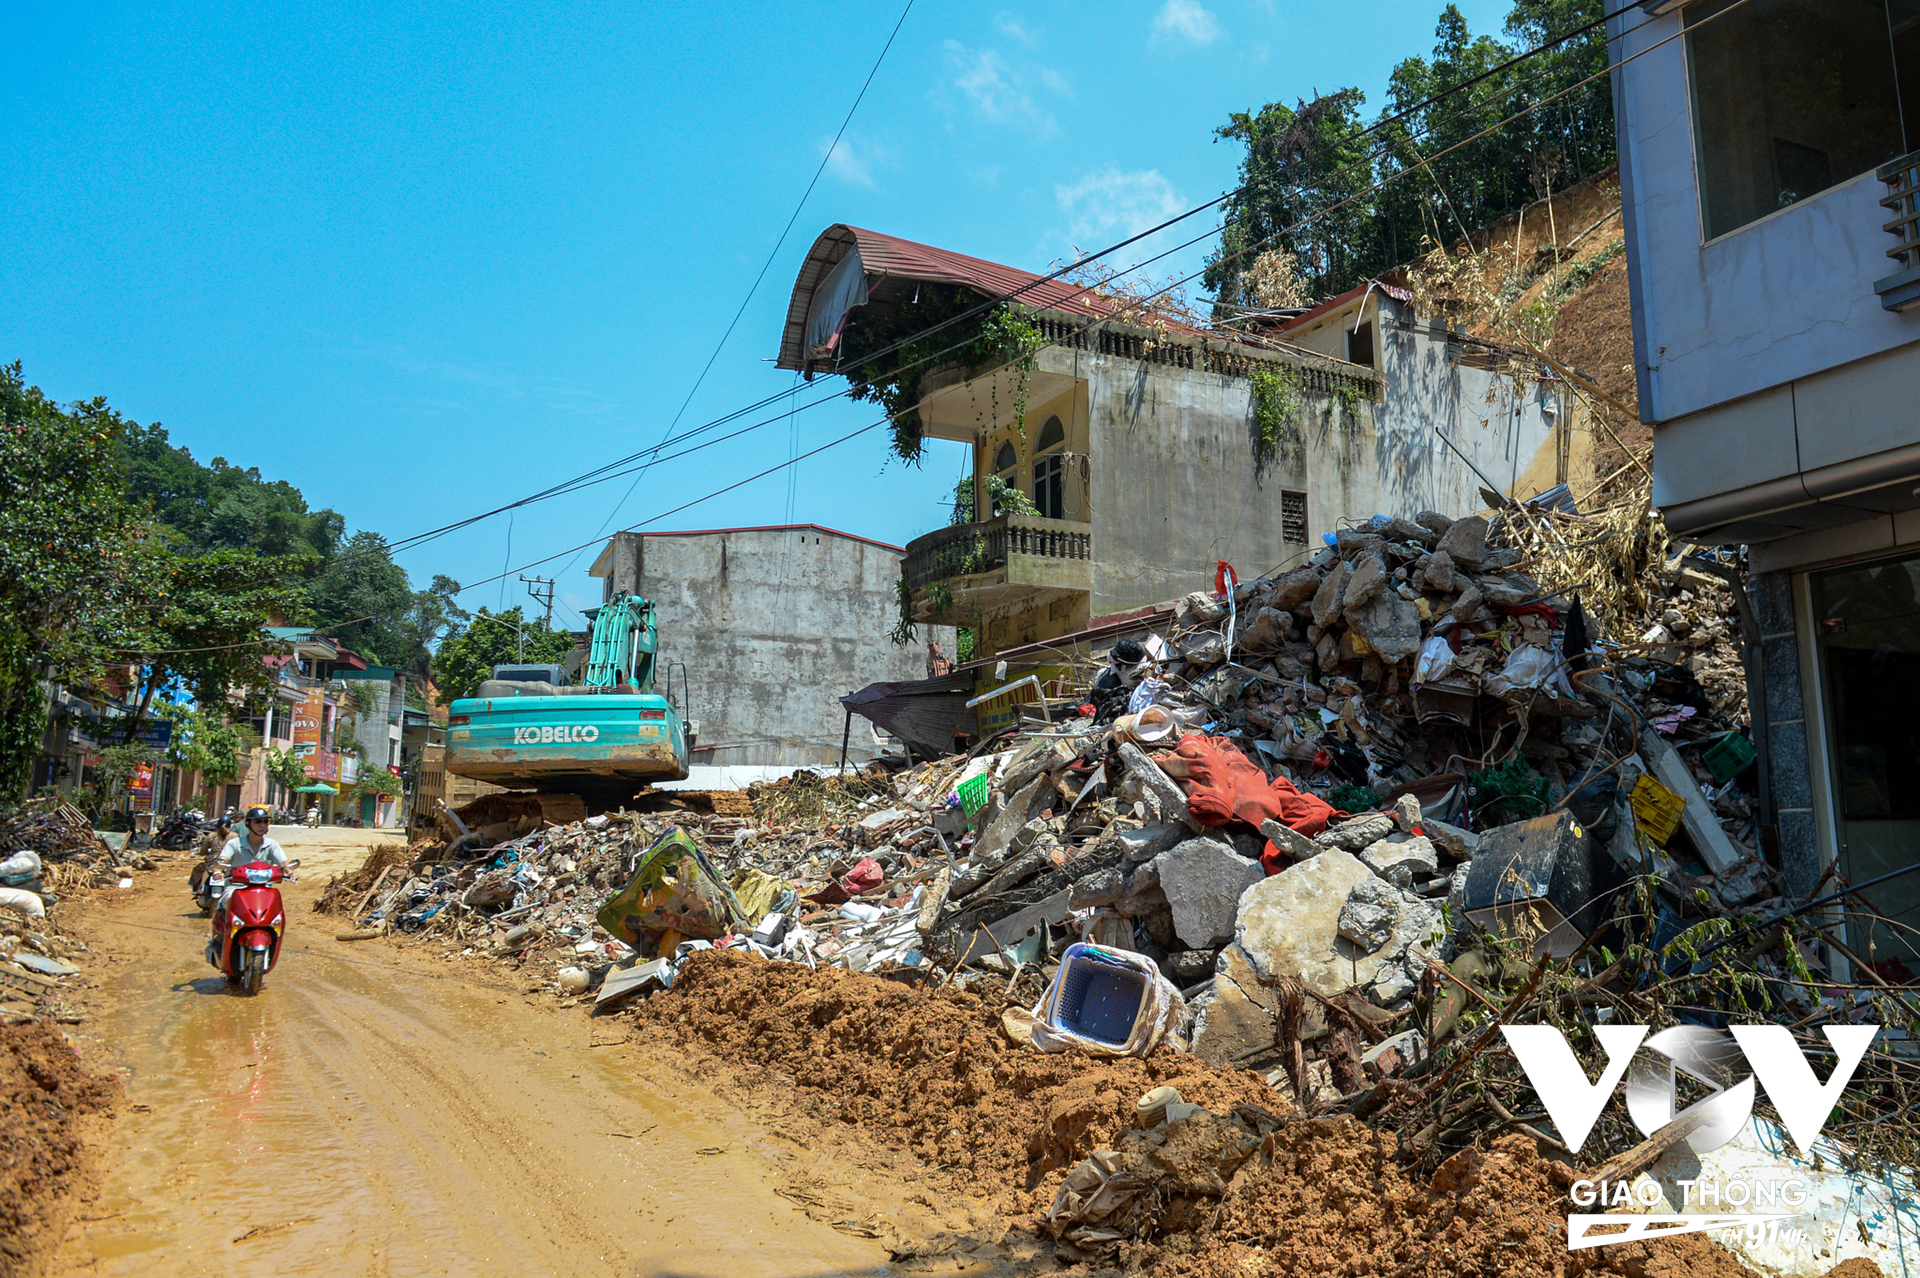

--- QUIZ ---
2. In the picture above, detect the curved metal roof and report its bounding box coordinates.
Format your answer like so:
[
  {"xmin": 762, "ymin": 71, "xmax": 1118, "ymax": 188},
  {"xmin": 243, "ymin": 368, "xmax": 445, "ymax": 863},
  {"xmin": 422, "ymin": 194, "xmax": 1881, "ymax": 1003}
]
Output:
[{"xmin": 776, "ymin": 224, "xmax": 1156, "ymax": 373}]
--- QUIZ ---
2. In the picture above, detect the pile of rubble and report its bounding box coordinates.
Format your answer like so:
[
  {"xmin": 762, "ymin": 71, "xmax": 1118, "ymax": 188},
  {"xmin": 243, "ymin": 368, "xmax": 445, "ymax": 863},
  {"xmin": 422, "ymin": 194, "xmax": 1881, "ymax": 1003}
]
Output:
[{"xmin": 323, "ymin": 502, "xmax": 1780, "ymax": 1048}]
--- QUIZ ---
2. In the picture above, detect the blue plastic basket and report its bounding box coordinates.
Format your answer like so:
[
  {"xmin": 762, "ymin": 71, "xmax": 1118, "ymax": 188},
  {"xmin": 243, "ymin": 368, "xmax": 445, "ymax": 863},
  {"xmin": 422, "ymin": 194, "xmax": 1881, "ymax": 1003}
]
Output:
[{"xmin": 1048, "ymin": 944, "xmax": 1149, "ymax": 1048}]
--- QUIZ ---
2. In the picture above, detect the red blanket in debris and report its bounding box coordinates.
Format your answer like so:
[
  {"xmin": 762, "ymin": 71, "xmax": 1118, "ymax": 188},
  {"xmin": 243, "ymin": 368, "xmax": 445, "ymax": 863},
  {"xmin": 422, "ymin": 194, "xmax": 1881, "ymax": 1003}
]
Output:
[{"xmin": 1168, "ymin": 735, "xmax": 1336, "ymax": 873}]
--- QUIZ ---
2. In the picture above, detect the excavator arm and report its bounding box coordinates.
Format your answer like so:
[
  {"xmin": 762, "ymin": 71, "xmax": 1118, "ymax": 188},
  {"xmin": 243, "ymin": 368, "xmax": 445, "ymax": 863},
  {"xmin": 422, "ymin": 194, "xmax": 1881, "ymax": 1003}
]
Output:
[{"xmin": 583, "ymin": 593, "xmax": 659, "ymax": 691}]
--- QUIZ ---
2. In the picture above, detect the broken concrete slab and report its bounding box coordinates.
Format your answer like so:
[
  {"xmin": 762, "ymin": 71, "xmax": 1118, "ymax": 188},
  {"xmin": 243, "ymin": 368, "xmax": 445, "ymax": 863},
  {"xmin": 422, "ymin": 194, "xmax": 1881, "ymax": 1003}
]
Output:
[
  {"xmin": 1336, "ymin": 876, "xmax": 1401, "ymax": 953},
  {"xmin": 1435, "ymin": 514, "xmax": 1489, "ymax": 567},
  {"xmin": 1268, "ymin": 565, "xmax": 1324, "ymax": 609},
  {"xmin": 1341, "ymin": 554, "xmax": 1388, "ymax": 611},
  {"xmin": 1359, "ymin": 833, "xmax": 1438, "ymax": 887},
  {"xmin": 1311, "ymin": 560, "xmax": 1351, "ymax": 629},
  {"xmin": 1233, "ymin": 849, "xmax": 1398, "ymax": 997},
  {"xmin": 1345, "ymin": 590, "xmax": 1424, "ymax": 661},
  {"xmin": 1110, "ymin": 822, "xmax": 1188, "ymax": 863},
  {"xmin": 1424, "ymin": 817, "xmax": 1479, "ymax": 859},
  {"xmin": 1118, "ymin": 743, "xmax": 1203, "ymax": 832},
  {"xmin": 1258, "ymin": 818, "xmax": 1320, "ymax": 861},
  {"xmin": 1069, "ymin": 867, "xmax": 1127, "ymax": 910},
  {"xmin": 1417, "ymin": 549, "xmax": 1457, "ymax": 593},
  {"xmin": 1152, "ymin": 838, "xmax": 1264, "ymax": 949},
  {"xmin": 1315, "ymin": 812, "xmax": 1396, "ymax": 852}
]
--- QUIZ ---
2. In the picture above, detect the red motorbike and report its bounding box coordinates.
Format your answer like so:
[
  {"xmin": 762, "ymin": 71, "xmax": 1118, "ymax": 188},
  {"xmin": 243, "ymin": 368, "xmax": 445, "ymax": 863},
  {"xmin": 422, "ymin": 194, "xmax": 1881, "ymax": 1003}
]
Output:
[{"xmin": 206, "ymin": 858, "xmax": 298, "ymax": 994}]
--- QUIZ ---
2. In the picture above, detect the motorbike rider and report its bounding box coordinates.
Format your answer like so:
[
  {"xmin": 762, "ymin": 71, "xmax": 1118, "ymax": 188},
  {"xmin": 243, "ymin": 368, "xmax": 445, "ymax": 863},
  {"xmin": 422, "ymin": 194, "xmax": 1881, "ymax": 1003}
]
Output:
[
  {"xmin": 188, "ymin": 816, "xmax": 233, "ymax": 898},
  {"xmin": 210, "ymin": 808, "xmax": 290, "ymax": 940}
]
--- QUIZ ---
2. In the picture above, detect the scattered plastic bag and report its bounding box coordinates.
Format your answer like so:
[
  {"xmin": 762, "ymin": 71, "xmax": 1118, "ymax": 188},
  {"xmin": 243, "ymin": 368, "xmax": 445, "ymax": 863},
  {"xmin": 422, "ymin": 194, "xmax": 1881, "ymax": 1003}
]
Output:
[
  {"xmin": 1485, "ymin": 644, "xmax": 1558, "ymax": 697},
  {"xmin": 1127, "ymin": 678, "xmax": 1169, "ymax": 714},
  {"xmin": 595, "ymin": 827, "xmax": 742, "ymax": 952},
  {"xmin": 0, "ymin": 886, "xmax": 46, "ymax": 919},
  {"xmin": 1413, "ymin": 635, "xmax": 1456, "ymax": 685}
]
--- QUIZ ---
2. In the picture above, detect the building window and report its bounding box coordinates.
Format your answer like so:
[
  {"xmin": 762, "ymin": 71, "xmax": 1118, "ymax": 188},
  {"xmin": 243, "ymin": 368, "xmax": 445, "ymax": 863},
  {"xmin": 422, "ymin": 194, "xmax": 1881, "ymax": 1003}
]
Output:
[
  {"xmin": 1031, "ymin": 416, "xmax": 1067, "ymax": 520},
  {"xmin": 1685, "ymin": 0, "xmax": 1915, "ymax": 241},
  {"xmin": 1281, "ymin": 490, "xmax": 1309, "ymax": 544},
  {"xmin": 1346, "ymin": 322, "xmax": 1375, "ymax": 367},
  {"xmin": 989, "ymin": 441, "xmax": 1019, "ymax": 516}
]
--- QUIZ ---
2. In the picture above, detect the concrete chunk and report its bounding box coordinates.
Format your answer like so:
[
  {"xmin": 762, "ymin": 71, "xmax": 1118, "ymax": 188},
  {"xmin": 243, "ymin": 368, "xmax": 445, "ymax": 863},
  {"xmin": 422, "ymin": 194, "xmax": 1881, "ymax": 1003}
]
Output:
[
  {"xmin": 1316, "ymin": 812, "xmax": 1395, "ymax": 851},
  {"xmin": 1336, "ymin": 877, "xmax": 1401, "ymax": 952},
  {"xmin": 1310, "ymin": 560, "xmax": 1350, "ymax": 629},
  {"xmin": 1341, "ymin": 554, "xmax": 1387, "ymax": 611},
  {"xmin": 1234, "ymin": 849, "xmax": 1444, "ymax": 1001},
  {"xmin": 1258, "ymin": 818, "xmax": 1320, "ymax": 861},
  {"xmin": 1359, "ymin": 833, "xmax": 1439, "ymax": 887},
  {"xmin": 1153, "ymin": 838, "xmax": 1264, "ymax": 949},
  {"xmin": 1269, "ymin": 566, "xmax": 1324, "ymax": 609},
  {"xmin": 1435, "ymin": 515, "xmax": 1490, "ymax": 567},
  {"xmin": 1345, "ymin": 591, "xmax": 1423, "ymax": 661}
]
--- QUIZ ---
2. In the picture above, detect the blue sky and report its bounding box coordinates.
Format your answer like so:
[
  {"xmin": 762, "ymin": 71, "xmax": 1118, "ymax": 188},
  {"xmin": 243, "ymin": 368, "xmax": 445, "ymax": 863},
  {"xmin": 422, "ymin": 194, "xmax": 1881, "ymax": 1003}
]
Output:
[{"xmin": 3, "ymin": 0, "xmax": 1509, "ymax": 629}]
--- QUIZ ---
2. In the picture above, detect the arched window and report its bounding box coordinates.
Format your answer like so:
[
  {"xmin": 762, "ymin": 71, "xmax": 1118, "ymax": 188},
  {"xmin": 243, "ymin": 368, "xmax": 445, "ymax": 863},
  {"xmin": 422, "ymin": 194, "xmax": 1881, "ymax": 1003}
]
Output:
[
  {"xmin": 993, "ymin": 441, "xmax": 1018, "ymax": 475},
  {"xmin": 1032, "ymin": 416, "xmax": 1067, "ymax": 519},
  {"xmin": 1035, "ymin": 415, "xmax": 1065, "ymax": 453},
  {"xmin": 987, "ymin": 440, "xmax": 1020, "ymax": 518}
]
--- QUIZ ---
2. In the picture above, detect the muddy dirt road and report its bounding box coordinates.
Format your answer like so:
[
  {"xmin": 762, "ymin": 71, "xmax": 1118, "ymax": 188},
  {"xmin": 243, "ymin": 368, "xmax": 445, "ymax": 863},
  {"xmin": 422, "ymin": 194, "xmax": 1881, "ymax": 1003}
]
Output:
[{"xmin": 50, "ymin": 843, "xmax": 906, "ymax": 1278}]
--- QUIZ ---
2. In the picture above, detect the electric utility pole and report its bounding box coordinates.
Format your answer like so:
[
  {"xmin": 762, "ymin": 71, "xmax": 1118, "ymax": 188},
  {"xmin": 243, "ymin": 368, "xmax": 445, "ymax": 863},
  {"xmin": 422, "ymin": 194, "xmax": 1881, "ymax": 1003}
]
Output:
[{"xmin": 521, "ymin": 574, "xmax": 555, "ymax": 634}]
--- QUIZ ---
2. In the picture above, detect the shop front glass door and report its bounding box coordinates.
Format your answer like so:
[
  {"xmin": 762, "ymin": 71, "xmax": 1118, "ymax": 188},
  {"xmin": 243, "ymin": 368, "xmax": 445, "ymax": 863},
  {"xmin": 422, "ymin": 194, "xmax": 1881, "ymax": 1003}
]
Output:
[{"xmin": 1814, "ymin": 549, "xmax": 1920, "ymax": 979}]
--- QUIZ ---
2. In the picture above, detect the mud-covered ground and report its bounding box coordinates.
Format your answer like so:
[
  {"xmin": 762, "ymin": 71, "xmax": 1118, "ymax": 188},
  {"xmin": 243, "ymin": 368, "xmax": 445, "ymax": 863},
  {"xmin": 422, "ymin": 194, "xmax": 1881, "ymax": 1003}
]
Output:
[
  {"xmin": 19, "ymin": 843, "xmax": 1884, "ymax": 1278},
  {"xmin": 32, "ymin": 843, "xmax": 947, "ymax": 1278}
]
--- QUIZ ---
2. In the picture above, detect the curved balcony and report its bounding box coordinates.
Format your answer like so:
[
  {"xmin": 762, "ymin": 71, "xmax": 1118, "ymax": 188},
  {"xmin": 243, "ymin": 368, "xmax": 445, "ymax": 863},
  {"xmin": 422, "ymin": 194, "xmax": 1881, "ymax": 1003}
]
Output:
[{"xmin": 902, "ymin": 513, "xmax": 1091, "ymax": 623}]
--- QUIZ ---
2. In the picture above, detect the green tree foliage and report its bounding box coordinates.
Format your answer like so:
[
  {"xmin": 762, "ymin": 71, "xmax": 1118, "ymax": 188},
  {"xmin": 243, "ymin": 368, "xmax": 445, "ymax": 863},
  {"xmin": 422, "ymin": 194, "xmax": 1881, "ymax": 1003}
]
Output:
[
  {"xmin": 163, "ymin": 707, "xmax": 253, "ymax": 785},
  {"xmin": 353, "ymin": 767, "xmax": 402, "ymax": 800},
  {"xmin": 430, "ymin": 607, "xmax": 575, "ymax": 702},
  {"xmin": 0, "ymin": 364, "xmax": 157, "ymax": 795},
  {"xmin": 1207, "ymin": 0, "xmax": 1615, "ymax": 306},
  {"xmin": 264, "ymin": 746, "xmax": 310, "ymax": 794},
  {"xmin": 120, "ymin": 422, "xmax": 343, "ymax": 561},
  {"xmin": 115, "ymin": 543, "xmax": 316, "ymax": 735},
  {"xmin": 310, "ymin": 530, "xmax": 419, "ymax": 670},
  {"xmin": 838, "ymin": 289, "xmax": 1043, "ymax": 464},
  {"xmin": 121, "ymin": 422, "xmax": 449, "ymax": 677}
]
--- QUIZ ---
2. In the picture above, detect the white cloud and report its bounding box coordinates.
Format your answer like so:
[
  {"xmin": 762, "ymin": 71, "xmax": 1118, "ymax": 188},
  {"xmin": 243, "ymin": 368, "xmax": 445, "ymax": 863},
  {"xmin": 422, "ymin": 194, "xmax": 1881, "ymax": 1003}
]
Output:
[
  {"xmin": 821, "ymin": 135, "xmax": 879, "ymax": 189},
  {"xmin": 994, "ymin": 12, "xmax": 1036, "ymax": 45},
  {"xmin": 943, "ymin": 40, "xmax": 1057, "ymax": 135},
  {"xmin": 1054, "ymin": 167, "xmax": 1187, "ymax": 253},
  {"xmin": 1153, "ymin": 0, "xmax": 1222, "ymax": 45}
]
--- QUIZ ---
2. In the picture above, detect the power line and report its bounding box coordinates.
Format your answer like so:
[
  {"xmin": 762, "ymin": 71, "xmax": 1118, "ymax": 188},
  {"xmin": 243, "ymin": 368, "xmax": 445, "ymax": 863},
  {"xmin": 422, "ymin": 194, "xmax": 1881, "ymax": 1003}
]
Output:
[
  {"xmin": 445, "ymin": 0, "xmax": 1743, "ymax": 602},
  {"xmin": 559, "ymin": 0, "xmax": 916, "ymax": 567},
  {"xmin": 377, "ymin": 0, "xmax": 1651, "ymax": 559}
]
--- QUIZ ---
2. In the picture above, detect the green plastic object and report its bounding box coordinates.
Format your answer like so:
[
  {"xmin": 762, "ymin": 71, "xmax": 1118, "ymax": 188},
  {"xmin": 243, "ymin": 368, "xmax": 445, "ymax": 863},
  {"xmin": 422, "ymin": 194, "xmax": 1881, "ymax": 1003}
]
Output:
[
  {"xmin": 956, "ymin": 773, "xmax": 990, "ymax": 816},
  {"xmin": 1703, "ymin": 731, "xmax": 1757, "ymax": 785}
]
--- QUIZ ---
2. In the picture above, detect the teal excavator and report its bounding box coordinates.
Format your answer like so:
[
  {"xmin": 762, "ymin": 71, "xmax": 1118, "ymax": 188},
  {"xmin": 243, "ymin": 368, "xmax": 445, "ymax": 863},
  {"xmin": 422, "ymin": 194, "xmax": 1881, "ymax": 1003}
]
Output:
[{"xmin": 445, "ymin": 593, "xmax": 691, "ymax": 807}]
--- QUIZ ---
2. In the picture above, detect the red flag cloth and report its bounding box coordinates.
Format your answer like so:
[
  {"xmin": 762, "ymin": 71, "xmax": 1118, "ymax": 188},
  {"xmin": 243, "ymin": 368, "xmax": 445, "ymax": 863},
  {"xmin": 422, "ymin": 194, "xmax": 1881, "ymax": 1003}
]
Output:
[{"xmin": 1214, "ymin": 560, "xmax": 1237, "ymax": 596}]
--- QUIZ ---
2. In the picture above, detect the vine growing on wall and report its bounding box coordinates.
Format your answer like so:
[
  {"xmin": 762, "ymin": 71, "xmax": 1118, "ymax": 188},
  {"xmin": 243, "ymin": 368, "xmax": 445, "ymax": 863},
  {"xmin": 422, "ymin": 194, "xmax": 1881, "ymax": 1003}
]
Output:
[
  {"xmin": 1249, "ymin": 364, "xmax": 1301, "ymax": 460},
  {"xmin": 889, "ymin": 573, "xmax": 917, "ymax": 647},
  {"xmin": 838, "ymin": 284, "xmax": 1045, "ymax": 464}
]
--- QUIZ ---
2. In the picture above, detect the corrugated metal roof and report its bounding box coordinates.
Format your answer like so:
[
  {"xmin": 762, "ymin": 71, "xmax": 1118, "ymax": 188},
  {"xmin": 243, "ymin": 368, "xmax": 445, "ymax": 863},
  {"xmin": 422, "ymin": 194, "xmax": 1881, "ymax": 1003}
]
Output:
[{"xmin": 776, "ymin": 224, "xmax": 1201, "ymax": 373}]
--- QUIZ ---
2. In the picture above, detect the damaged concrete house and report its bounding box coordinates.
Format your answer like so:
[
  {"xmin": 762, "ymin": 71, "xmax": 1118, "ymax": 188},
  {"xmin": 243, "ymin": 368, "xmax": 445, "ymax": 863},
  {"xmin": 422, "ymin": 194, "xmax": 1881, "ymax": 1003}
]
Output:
[
  {"xmin": 590, "ymin": 525, "xmax": 953, "ymax": 770},
  {"xmin": 1609, "ymin": 1, "xmax": 1920, "ymax": 944},
  {"xmin": 776, "ymin": 224, "xmax": 1599, "ymax": 662}
]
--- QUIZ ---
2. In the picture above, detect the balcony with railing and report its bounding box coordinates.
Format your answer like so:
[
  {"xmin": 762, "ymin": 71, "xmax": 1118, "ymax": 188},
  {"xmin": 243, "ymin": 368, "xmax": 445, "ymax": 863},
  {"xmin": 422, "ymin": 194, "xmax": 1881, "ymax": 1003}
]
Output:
[
  {"xmin": 1878, "ymin": 149, "xmax": 1920, "ymax": 312},
  {"xmin": 902, "ymin": 513, "xmax": 1091, "ymax": 623}
]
